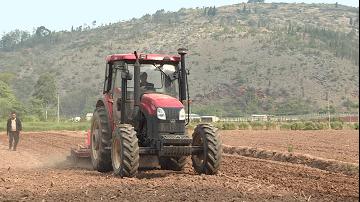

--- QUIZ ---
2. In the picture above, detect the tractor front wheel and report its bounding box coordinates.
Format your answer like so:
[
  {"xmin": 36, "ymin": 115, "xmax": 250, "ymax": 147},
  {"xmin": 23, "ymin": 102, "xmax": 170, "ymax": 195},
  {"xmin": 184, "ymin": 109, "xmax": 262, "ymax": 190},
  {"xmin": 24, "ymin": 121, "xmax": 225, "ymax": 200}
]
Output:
[
  {"xmin": 111, "ymin": 124, "xmax": 140, "ymax": 177},
  {"xmin": 191, "ymin": 124, "xmax": 222, "ymax": 175}
]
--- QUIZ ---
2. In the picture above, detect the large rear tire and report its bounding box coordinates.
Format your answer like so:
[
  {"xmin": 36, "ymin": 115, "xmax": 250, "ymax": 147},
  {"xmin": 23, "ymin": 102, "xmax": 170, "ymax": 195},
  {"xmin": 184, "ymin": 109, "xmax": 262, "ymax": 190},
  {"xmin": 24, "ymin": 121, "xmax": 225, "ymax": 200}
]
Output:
[
  {"xmin": 111, "ymin": 124, "xmax": 139, "ymax": 177},
  {"xmin": 90, "ymin": 107, "xmax": 112, "ymax": 172},
  {"xmin": 191, "ymin": 124, "xmax": 222, "ymax": 175},
  {"xmin": 159, "ymin": 156, "xmax": 187, "ymax": 171}
]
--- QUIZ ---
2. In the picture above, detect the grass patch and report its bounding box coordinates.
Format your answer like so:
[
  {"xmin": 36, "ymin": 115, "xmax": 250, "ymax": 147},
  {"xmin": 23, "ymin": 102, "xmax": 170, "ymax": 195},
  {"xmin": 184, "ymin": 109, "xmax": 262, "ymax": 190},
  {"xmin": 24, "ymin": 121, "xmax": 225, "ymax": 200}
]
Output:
[
  {"xmin": 238, "ymin": 122, "xmax": 250, "ymax": 130},
  {"xmin": 222, "ymin": 122, "xmax": 237, "ymax": 130},
  {"xmin": 0, "ymin": 121, "xmax": 90, "ymax": 132},
  {"xmin": 349, "ymin": 123, "xmax": 359, "ymax": 130},
  {"xmin": 1, "ymin": 120, "xmax": 353, "ymax": 132},
  {"xmin": 265, "ymin": 122, "xmax": 277, "ymax": 130},
  {"xmin": 249, "ymin": 121, "xmax": 265, "ymax": 130},
  {"xmin": 330, "ymin": 121, "xmax": 343, "ymax": 130},
  {"xmin": 280, "ymin": 123, "xmax": 292, "ymax": 130},
  {"xmin": 290, "ymin": 121, "xmax": 331, "ymax": 130}
]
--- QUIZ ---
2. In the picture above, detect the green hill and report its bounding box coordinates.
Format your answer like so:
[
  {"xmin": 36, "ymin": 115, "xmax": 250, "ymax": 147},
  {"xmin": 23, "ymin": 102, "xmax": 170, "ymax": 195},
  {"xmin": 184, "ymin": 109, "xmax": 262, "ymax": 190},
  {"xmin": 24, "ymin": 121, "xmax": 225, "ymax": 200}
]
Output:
[{"xmin": 0, "ymin": 3, "xmax": 358, "ymax": 117}]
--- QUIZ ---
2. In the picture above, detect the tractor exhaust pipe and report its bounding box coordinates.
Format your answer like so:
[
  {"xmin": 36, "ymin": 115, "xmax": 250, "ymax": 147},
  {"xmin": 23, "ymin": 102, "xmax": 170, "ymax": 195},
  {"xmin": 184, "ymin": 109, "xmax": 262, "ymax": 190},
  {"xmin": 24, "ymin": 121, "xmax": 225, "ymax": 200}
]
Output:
[
  {"xmin": 132, "ymin": 51, "xmax": 141, "ymax": 125},
  {"xmin": 178, "ymin": 48, "xmax": 187, "ymax": 102},
  {"xmin": 134, "ymin": 51, "xmax": 140, "ymax": 107},
  {"xmin": 178, "ymin": 48, "xmax": 191, "ymax": 125}
]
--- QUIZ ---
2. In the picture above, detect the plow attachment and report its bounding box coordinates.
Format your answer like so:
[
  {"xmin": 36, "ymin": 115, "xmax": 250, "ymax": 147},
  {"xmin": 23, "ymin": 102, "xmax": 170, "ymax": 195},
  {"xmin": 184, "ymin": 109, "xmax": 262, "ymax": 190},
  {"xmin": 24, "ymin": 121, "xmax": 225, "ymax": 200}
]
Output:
[{"xmin": 67, "ymin": 130, "xmax": 91, "ymax": 166}]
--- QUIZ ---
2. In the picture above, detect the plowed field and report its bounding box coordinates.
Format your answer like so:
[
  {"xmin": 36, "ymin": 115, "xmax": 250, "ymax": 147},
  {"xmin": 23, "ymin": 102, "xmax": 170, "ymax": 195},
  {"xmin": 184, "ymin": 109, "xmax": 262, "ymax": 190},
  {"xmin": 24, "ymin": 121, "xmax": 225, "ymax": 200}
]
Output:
[{"xmin": 0, "ymin": 130, "xmax": 358, "ymax": 201}]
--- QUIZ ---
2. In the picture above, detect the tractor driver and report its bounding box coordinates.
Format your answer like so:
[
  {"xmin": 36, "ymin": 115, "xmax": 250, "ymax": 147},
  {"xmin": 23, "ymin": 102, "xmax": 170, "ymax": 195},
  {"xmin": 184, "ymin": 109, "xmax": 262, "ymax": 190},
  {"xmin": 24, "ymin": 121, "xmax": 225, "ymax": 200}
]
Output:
[{"xmin": 140, "ymin": 72, "xmax": 155, "ymax": 91}]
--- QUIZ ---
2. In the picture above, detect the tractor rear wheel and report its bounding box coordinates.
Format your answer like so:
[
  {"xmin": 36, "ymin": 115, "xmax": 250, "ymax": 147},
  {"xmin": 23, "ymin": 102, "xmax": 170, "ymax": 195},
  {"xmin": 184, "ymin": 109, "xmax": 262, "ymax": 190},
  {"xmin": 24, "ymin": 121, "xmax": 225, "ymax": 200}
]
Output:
[
  {"xmin": 191, "ymin": 124, "xmax": 222, "ymax": 175},
  {"xmin": 90, "ymin": 107, "xmax": 112, "ymax": 172},
  {"xmin": 159, "ymin": 156, "xmax": 187, "ymax": 171},
  {"xmin": 111, "ymin": 124, "xmax": 139, "ymax": 177}
]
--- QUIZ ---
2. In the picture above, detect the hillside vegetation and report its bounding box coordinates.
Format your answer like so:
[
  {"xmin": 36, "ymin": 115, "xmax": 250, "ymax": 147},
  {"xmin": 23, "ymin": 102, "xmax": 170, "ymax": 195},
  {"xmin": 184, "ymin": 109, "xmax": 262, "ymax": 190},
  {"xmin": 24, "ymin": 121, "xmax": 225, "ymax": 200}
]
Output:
[{"xmin": 0, "ymin": 2, "xmax": 358, "ymax": 118}]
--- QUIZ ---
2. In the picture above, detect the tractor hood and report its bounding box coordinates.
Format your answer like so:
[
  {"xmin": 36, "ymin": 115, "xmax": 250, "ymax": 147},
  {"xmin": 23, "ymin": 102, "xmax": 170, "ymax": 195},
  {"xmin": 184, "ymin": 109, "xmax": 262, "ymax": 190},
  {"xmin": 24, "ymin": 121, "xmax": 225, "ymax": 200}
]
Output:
[{"xmin": 140, "ymin": 93, "xmax": 183, "ymax": 115}]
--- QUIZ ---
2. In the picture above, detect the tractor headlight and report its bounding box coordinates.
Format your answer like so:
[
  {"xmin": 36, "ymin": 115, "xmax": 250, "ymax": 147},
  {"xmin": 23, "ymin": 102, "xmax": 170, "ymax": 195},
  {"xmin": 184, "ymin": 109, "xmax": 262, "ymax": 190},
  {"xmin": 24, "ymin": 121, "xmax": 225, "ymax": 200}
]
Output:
[
  {"xmin": 179, "ymin": 108, "xmax": 186, "ymax": 120},
  {"xmin": 157, "ymin": 108, "xmax": 166, "ymax": 120}
]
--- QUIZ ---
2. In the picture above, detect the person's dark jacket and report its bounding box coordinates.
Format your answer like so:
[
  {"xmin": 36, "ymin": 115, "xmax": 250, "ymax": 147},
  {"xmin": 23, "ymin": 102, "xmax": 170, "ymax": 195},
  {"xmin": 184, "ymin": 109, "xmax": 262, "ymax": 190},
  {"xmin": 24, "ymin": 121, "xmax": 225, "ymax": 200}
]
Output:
[{"xmin": 7, "ymin": 118, "xmax": 22, "ymax": 133}]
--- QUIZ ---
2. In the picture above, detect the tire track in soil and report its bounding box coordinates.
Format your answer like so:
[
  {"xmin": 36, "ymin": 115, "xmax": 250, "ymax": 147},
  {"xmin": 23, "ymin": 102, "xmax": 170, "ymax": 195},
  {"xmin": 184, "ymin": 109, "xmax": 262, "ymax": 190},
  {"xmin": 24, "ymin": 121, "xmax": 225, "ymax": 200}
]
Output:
[{"xmin": 223, "ymin": 145, "xmax": 359, "ymax": 176}]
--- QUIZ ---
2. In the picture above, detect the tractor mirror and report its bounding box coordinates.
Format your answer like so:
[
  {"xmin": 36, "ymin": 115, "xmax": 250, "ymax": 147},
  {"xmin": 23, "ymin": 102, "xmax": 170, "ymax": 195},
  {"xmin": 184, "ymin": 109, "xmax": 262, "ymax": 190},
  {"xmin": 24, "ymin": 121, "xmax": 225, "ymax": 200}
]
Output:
[
  {"xmin": 121, "ymin": 71, "xmax": 132, "ymax": 80},
  {"xmin": 169, "ymin": 72, "xmax": 179, "ymax": 81},
  {"xmin": 115, "ymin": 61, "xmax": 126, "ymax": 70}
]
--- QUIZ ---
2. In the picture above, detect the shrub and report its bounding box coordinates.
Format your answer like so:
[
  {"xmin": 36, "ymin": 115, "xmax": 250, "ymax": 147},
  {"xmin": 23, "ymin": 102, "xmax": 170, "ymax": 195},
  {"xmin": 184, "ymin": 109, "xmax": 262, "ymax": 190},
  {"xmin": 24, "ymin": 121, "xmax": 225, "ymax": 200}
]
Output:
[
  {"xmin": 0, "ymin": 122, "xmax": 5, "ymax": 131},
  {"xmin": 238, "ymin": 122, "xmax": 250, "ymax": 130},
  {"xmin": 265, "ymin": 122, "xmax": 277, "ymax": 130},
  {"xmin": 354, "ymin": 123, "xmax": 359, "ymax": 130},
  {"xmin": 331, "ymin": 121, "xmax": 343, "ymax": 130},
  {"xmin": 346, "ymin": 123, "xmax": 359, "ymax": 130},
  {"xmin": 214, "ymin": 122, "xmax": 224, "ymax": 129},
  {"xmin": 303, "ymin": 121, "xmax": 317, "ymax": 130},
  {"xmin": 221, "ymin": 122, "xmax": 237, "ymax": 130},
  {"xmin": 280, "ymin": 123, "xmax": 292, "ymax": 130},
  {"xmin": 290, "ymin": 122, "xmax": 305, "ymax": 130},
  {"xmin": 315, "ymin": 122, "xmax": 329, "ymax": 130},
  {"xmin": 250, "ymin": 121, "xmax": 265, "ymax": 130}
]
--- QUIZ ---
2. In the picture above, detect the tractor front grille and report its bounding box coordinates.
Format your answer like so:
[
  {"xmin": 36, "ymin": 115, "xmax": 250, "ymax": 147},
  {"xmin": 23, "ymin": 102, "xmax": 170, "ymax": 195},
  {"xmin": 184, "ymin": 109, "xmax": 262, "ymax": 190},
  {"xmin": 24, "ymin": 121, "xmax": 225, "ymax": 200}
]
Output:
[
  {"xmin": 158, "ymin": 122, "xmax": 185, "ymax": 133},
  {"xmin": 163, "ymin": 108, "xmax": 180, "ymax": 120}
]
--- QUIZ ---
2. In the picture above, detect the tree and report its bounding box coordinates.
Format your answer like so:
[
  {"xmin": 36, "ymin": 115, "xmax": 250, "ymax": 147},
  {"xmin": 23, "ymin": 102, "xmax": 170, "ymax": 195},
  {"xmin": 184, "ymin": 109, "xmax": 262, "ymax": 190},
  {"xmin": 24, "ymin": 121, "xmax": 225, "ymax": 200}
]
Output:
[
  {"xmin": 32, "ymin": 73, "xmax": 57, "ymax": 120},
  {"xmin": 20, "ymin": 31, "xmax": 30, "ymax": 43},
  {"xmin": 0, "ymin": 81, "xmax": 22, "ymax": 118},
  {"xmin": 0, "ymin": 30, "xmax": 21, "ymax": 51},
  {"xmin": 27, "ymin": 98, "xmax": 43, "ymax": 119},
  {"xmin": 60, "ymin": 87, "xmax": 98, "ymax": 116},
  {"xmin": 35, "ymin": 26, "xmax": 51, "ymax": 38},
  {"xmin": 248, "ymin": 0, "xmax": 265, "ymax": 3},
  {"xmin": 207, "ymin": 6, "xmax": 216, "ymax": 16}
]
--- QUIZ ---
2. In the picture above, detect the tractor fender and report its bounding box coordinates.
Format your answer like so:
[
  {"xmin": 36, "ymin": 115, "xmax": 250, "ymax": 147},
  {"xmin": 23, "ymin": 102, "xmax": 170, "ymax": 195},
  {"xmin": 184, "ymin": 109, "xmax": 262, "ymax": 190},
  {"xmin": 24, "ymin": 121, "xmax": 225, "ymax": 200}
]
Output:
[{"xmin": 95, "ymin": 94, "xmax": 114, "ymax": 131}]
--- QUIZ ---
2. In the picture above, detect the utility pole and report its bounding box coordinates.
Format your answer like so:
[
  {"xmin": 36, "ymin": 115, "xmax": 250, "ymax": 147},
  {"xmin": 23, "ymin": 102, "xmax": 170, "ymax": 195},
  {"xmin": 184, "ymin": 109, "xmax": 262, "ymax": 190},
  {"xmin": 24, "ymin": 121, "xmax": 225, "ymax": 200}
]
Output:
[
  {"xmin": 45, "ymin": 103, "xmax": 48, "ymax": 121},
  {"xmin": 57, "ymin": 93, "xmax": 60, "ymax": 123},
  {"xmin": 327, "ymin": 91, "xmax": 331, "ymax": 129}
]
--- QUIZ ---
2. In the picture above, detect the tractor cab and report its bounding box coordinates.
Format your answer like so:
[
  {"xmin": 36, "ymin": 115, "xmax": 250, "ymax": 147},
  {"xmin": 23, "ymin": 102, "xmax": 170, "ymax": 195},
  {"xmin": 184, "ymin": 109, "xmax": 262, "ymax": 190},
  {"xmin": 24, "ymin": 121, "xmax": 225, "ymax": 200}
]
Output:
[{"xmin": 104, "ymin": 53, "xmax": 186, "ymax": 133}]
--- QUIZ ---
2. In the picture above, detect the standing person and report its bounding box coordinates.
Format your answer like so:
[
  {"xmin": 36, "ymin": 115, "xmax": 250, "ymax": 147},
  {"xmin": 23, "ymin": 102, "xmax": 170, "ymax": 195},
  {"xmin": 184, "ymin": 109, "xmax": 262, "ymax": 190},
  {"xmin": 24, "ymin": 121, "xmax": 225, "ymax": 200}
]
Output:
[{"xmin": 6, "ymin": 111, "xmax": 22, "ymax": 151}]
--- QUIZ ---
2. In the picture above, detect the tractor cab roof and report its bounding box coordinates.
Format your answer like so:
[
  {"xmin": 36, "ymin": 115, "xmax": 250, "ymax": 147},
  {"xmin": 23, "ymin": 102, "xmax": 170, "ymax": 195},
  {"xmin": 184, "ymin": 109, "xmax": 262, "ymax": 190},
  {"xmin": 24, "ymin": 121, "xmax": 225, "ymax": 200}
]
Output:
[{"xmin": 106, "ymin": 53, "xmax": 180, "ymax": 64}]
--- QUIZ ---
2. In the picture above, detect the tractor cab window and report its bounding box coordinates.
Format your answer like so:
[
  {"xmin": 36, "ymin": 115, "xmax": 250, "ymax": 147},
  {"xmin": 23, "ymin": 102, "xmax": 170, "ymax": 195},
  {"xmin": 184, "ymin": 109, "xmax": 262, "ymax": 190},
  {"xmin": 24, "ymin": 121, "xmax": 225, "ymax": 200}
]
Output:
[
  {"xmin": 140, "ymin": 64, "xmax": 179, "ymax": 97},
  {"xmin": 114, "ymin": 63, "xmax": 179, "ymax": 98}
]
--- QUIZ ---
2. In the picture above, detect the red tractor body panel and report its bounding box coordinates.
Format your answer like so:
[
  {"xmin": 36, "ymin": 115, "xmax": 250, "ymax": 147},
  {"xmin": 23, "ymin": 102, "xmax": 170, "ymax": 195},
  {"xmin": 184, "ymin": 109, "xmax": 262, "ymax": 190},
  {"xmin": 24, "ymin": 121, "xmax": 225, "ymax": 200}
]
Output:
[
  {"xmin": 106, "ymin": 54, "xmax": 180, "ymax": 63},
  {"xmin": 103, "ymin": 93, "xmax": 115, "ymax": 130},
  {"xmin": 140, "ymin": 94, "xmax": 184, "ymax": 116}
]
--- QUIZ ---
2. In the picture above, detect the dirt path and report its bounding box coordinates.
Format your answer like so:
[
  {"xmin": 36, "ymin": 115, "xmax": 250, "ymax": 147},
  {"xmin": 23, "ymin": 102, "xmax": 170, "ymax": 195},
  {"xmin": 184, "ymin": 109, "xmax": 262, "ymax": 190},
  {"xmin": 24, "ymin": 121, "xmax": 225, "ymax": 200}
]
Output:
[
  {"xmin": 0, "ymin": 131, "xmax": 358, "ymax": 201},
  {"xmin": 0, "ymin": 131, "xmax": 84, "ymax": 169}
]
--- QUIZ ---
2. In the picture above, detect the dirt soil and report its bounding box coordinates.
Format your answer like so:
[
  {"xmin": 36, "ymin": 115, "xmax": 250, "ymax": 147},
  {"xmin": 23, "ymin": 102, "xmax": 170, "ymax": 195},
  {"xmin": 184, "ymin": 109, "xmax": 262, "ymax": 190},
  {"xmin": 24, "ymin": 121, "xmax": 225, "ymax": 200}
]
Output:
[
  {"xmin": 0, "ymin": 131, "xmax": 358, "ymax": 201},
  {"xmin": 220, "ymin": 130, "xmax": 359, "ymax": 163}
]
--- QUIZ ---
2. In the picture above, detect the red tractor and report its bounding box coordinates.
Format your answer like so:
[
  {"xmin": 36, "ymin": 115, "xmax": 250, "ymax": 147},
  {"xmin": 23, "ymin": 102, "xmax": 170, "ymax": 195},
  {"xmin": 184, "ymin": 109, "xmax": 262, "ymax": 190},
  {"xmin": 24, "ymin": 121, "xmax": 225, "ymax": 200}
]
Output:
[{"xmin": 74, "ymin": 49, "xmax": 222, "ymax": 177}]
